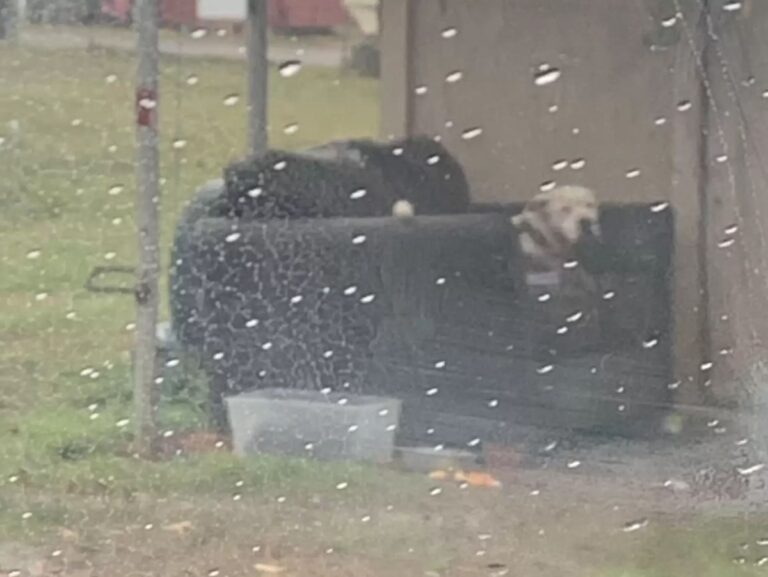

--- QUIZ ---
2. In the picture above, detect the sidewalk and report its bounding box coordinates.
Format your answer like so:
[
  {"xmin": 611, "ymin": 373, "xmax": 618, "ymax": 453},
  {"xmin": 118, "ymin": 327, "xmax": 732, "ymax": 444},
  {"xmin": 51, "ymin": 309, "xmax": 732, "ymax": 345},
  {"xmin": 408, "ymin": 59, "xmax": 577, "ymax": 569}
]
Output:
[{"xmin": 18, "ymin": 24, "xmax": 348, "ymax": 67}]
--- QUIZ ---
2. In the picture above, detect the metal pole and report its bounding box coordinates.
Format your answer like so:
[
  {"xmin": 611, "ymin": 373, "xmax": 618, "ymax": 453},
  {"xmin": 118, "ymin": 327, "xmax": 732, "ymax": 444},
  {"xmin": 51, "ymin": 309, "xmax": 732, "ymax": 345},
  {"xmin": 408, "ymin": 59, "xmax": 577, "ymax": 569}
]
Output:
[
  {"xmin": 134, "ymin": 0, "xmax": 161, "ymax": 457},
  {"xmin": 247, "ymin": 0, "xmax": 269, "ymax": 155}
]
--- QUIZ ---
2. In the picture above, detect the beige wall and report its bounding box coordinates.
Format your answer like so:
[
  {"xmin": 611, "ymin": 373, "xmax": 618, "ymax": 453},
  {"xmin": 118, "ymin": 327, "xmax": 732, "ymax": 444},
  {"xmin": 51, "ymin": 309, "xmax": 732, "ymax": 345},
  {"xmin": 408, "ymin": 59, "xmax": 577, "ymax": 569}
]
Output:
[{"xmin": 380, "ymin": 0, "xmax": 716, "ymax": 410}]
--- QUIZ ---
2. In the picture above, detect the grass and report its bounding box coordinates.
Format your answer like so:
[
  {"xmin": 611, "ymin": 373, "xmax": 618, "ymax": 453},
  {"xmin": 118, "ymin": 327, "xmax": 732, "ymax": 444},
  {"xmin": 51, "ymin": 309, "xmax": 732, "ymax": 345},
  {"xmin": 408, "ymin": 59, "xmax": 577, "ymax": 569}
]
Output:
[
  {"xmin": 1, "ymin": 34, "xmax": 767, "ymax": 577},
  {"xmin": 0, "ymin": 41, "xmax": 379, "ymax": 493}
]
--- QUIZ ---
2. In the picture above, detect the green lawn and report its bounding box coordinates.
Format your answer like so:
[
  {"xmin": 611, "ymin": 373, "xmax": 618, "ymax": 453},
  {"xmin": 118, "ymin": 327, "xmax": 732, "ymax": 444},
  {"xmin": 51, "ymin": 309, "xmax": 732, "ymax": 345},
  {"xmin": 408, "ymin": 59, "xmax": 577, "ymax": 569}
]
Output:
[{"xmin": 0, "ymin": 40, "xmax": 767, "ymax": 577}]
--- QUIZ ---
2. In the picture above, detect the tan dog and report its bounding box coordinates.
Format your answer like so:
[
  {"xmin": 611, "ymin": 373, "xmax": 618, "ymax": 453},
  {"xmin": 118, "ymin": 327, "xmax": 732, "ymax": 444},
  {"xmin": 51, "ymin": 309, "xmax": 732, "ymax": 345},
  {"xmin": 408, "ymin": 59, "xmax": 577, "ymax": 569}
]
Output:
[{"xmin": 511, "ymin": 185, "xmax": 601, "ymax": 271}]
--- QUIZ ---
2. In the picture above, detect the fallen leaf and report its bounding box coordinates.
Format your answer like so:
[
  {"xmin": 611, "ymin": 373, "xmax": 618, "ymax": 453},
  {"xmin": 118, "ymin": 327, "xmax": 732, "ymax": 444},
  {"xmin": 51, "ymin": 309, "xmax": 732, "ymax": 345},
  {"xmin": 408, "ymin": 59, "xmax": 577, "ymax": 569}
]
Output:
[
  {"xmin": 455, "ymin": 471, "xmax": 502, "ymax": 488},
  {"xmin": 253, "ymin": 563, "xmax": 286, "ymax": 573}
]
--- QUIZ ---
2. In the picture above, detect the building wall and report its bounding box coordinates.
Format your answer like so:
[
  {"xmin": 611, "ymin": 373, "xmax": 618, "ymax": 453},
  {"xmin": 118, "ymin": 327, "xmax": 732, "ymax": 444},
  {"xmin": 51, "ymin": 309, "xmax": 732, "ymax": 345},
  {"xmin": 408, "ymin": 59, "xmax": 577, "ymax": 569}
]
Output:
[{"xmin": 380, "ymin": 0, "xmax": 714, "ymax": 412}]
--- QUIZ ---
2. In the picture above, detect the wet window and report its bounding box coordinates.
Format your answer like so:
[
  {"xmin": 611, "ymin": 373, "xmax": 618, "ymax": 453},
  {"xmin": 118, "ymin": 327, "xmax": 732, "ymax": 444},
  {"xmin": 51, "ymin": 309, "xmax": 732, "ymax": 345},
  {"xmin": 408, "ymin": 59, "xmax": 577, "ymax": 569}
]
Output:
[{"xmin": 2, "ymin": 1, "xmax": 768, "ymax": 576}]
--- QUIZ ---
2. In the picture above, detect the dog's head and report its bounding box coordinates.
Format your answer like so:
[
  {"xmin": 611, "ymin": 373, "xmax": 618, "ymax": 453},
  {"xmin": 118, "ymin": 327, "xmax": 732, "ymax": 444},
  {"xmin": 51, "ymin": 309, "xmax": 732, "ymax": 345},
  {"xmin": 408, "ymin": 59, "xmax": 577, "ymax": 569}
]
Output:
[
  {"xmin": 512, "ymin": 185, "xmax": 601, "ymax": 268},
  {"xmin": 543, "ymin": 185, "xmax": 600, "ymax": 243},
  {"xmin": 520, "ymin": 185, "xmax": 600, "ymax": 243}
]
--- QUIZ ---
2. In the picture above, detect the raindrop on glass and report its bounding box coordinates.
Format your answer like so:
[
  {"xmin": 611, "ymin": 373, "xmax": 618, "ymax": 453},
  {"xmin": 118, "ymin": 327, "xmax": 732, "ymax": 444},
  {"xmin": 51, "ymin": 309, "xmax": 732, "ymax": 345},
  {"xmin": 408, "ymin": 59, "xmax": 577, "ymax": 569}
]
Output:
[
  {"xmin": 223, "ymin": 94, "xmax": 240, "ymax": 106},
  {"xmin": 441, "ymin": 27, "xmax": 458, "ymax": 38},
  {"xmin": 445, "ymin": 71, "xmax": 464, "ymax": 83},
  {"xmin": 534, "ymin": 66, "xmax": 562, "ymax": 86},
  {"xmin": 279, "ymin": 60, "xmax": 303, "ymax": 77},
  {"xmin": 462, "ymin": 127, "xmax": 483, "ymax": 140}
]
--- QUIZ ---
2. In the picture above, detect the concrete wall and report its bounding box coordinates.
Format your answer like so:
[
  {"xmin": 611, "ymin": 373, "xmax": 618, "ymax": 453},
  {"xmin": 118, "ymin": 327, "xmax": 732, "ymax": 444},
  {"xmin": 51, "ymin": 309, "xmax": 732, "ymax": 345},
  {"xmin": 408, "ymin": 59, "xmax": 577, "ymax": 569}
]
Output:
[{"xmin": 380, "ymin": 0, "xmax": 719, "ymax": 412}]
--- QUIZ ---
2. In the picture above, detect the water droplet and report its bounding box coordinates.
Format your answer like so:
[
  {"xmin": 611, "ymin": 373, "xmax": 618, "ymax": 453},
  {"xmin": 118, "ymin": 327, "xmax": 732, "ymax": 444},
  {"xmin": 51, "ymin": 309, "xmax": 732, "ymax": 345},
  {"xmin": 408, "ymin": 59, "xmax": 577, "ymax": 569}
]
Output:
[
  {"xmin": 71, "ymin": 118, "xmax": 83, "ymax": 127},
  {"xmin": 139, "ymin": 97, "xmax": 157, "ymax": 110},
  {"xmin": 191, "ymin": 28, "xmax": 207, "ymax": 39},
  {"xmin": 434, "ymin": 360, "xmax": 446, "ymax": 369},
  {"xmin": 427, "ymin": 154, "xmax": 441, "ymax": 165},
  {"xmin": 414, "ymin": 85, "xmax": 428, "ymax": 96},
  {"xmin": 225, "ymin": 232, "xmax": 241, "ymax": 243},
  {"xmin": 626, "ymin": 168, "xmax": 641, "ymax": 179},
  {"xmin": 173, "ymin": 138, "xmax": 187, "ymax": 150},
  {"xmin": 116, "ymin": 418, "xmax": 130, "ymax": 428},
  {"xmin": 622, "ymin": 518, "xmax": 649, "ymax": 532},
  {"xmin": 441, "ymin": 27, "xmax": 458, "ymax": 38},
  {"xmin": 552, "ymin": 159, "xmax": 569, "ymax": 171},
  {"xmin": 488, "ymin": 399, "xmax": 499, "ymax": 408},
  {"xmin": 247, "ymin": 187, "xmax": 263, "ymax": 198},
  {"xmin": 537, "ymin": 364, "xmax": 554, "ymax": 375},
  {"xmin": 35, "ymin": 292, "xmax": 48, "ymax": 302},
  {"xmin": 350, "ymin": 188, "xmax": 367, "ymax": 200},
  {"xmin": 718, "ymin": 237, "xmax": 735, "ymax": 248},
  {"xmin": 336, "ymin": 481, "xmax": 348, "ymax": 490},
  {"xmin": 643, "ymin": 337, "xmax": 659, "ymax": 349},
  {"xmin": 715, "ymin": 154, "xmax": 728, "ymax": 163},
  {"xmin": 262, "ymin": 342, "xmax": 273, "ymax": 351},
  {"xmin": 26, "ymin": 249, "xmax": 41, "ymax": 259},
  {"xmin": 392, "ymin": 147, "xmax": 404, "ymax": 156},
  {"xmin": 603, "ymin": 290, "xmax": 616, "ymax": 300},
  {"xmin": 283, "ymin": 123, "xmax": 299, "ymax": 135},
  {"xmin": 556, "ymin": 326, "xmax": 569, "ymax": 335},
  {"xmin": 661, "ymin": 15, "xmax": 678, "ymax": 27},
  {"xmin": 534, "ymin": 66, "xmax": 562, "ymax": 86},
  {"xmin": 21, "ymin": 512, "xmax": 32, "ymax": 520},
  {"xmin": 426, "ymin": 388, "xmax": 439, "ymax": 396},
  {"xmin": 223, "ymin": 94, "xmax": 240, "ymax": 106},
  {"xmin": 738, "ymin": 463, "xmax": 765, "ymax": 476},
  {"xmin": 279, "ymin": 60, "xmax": 303, "ymax": 77},
  {"xmin": 429, "ymin": 487, "xmax": 443, "ymax": 496},
  {"xmin": 540, "ymin": 180, "xmax": 557, "ymax": 191},
  {"xmin": 566, "ymin": 311, "xmax": 583, "ymax": 323},
  {"xmin": 290, "ymin": 295, "xmax": 303, "ymax": 305},
  {"xmin": 360, "ymin": 293, "xmax": 376, "ymax": 304},
  {"xmin": 723, "ymin": 1, "xmax": 743, "ymax": 11},
  {"xmin": 108, "ymin": 184, "xmax": 124, "ymax": 196},
  {"xmin": 650, "ymin": 201, "xmax": 669, "ymax": 213},
  {"xmin": 462, "ymin": 127, "xmax": 483, "ymax": 140},
  {"xmin": 538, "ymin": 293, "xmax": 552, "ymax": 302},
  {"xmin": 436, "ymin": 277, "xmax": 446, "ymax": 285},
  {"xmin": 570, "ymin": 158, "xmax": 586, "ymax": 170},
  {"xmin": 677, "ymin": 100, "xmax": 692, "ymax": 112},
  {"xmin": 186, "ymin": 74, "xmax": 199, "ymax": 86},
  {"xmin": 105, "ymin": 74, "xmax": 118, "ymax": 83},
  {"xmin": 567, "ymin": 460, "xmax": 581, "ymax": 469},
  {"xmin": 655, "ymin": 116, "xmax": 668, "ymax": 126},
  {"xmin": 700, "ymin": 361, "xmax": 714, "ymax": 371},
  {"xmin": 343, "ymin": 285, "xmax": 358, "ymax": 296},
  {"xmin": 563, "ymin": 260, "xmax": 579, "ymax": 269},
  {"xmin": 104, "ymin": 252, "xmax": 116, "ymax": 260},
  {"xmin": 724, "ymin": 224, "xmax": 739, "ymax": 235},
  {"xmin": 352, "ymin": 234, "xmax": 367, "ymax": 245},
  {"xmin": 273, "ymin": 160, "xmax": 287, "ymax": 171},
  {"xmin": 548, "ymin": 104, "xmax": 559, "ymax": 113},
  {"xmin": 445, "ymin": 71, "xmax": 464, "ymax": 83}
]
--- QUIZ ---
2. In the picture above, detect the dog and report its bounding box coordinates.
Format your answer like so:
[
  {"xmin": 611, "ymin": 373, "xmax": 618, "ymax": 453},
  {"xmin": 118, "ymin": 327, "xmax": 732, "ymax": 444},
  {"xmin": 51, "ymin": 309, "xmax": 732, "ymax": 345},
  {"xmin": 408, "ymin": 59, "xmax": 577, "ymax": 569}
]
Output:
[
  {"xmin": 511, "ymin": 185, "xmax": 601, "ymax": 272},
  {"xmin": 223, "ymin": 135, "xmax": 470, "ymax": 220},
  {"xmin": 511, "ymin": 185, "xmax": 605, "ymax": 356}
]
